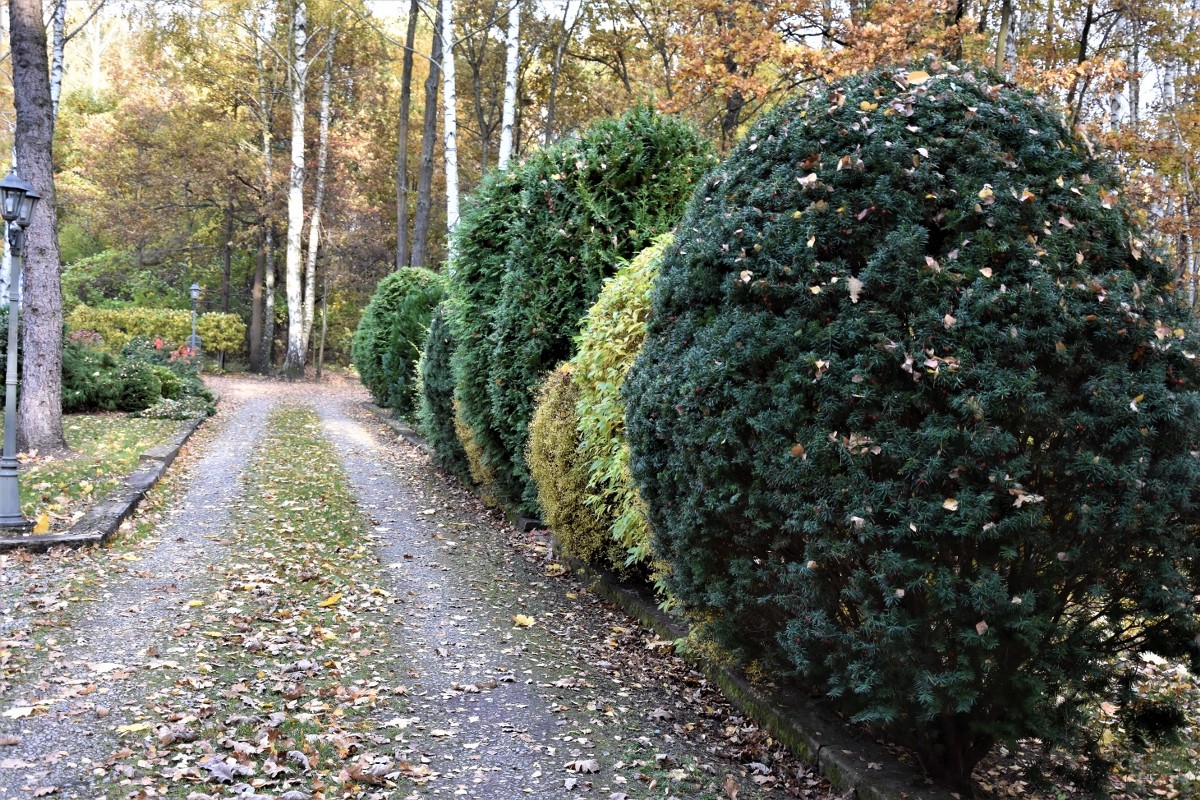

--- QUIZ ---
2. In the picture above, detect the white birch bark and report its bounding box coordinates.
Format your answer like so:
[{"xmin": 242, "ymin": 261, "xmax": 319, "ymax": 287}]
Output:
[
  {"xmin": 302, "ymin": 22, "xmax": 335, "ymax": 354},
  {"xmin": 50, "ymin": 0, "xmax": 65, "ymax": 123},
  {"xmin": 441, "ymin": 0, "xmax": 460, "ymax": 252},
  {"xmin": 497, "ymin": 0, "xmax": 519, "ymax": 170},
  {"xmin": 283, "ymin": 0, "xmax": 308, "ymax": 377},
  {"xmin": 255, "ymin": 1, "xmax": 277, "ymax": 371}
]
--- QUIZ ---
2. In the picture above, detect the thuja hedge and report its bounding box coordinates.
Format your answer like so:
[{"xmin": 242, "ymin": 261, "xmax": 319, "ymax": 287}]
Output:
[
  {"xmin": 419, "ymin": 303, "xmax": 472, "ymax": 482},
  {"xmin": 451, "ymin": 106, "xmax": 715, "ymax": 515},
  {"xmin": 352, "ymin": 268, "xmax": 445, "ymax": 418},
  {"xmin": 624, "ymin": 63, "xmax": 1200, "ymax": 789}
]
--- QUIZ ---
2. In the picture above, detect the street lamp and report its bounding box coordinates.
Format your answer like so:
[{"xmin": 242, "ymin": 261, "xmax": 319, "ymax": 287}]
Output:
[
  {"xmin": 187, "ymin": 282, "xmax": 202, "ymax": 356},
  {"xmin": 0, "ymin": 169, "xmax": 40, "ymax": 532}
]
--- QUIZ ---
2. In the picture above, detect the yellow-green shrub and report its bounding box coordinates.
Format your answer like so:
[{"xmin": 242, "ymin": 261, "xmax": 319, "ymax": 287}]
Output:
[
  {"xmin": 570, "ymin": 235, "xmax": 671, "ymax": 567},
  {"xmin": 526, "ymin": 366, "xmax": 620, "ymax": 567},
  {"xmin": 68, "ymin": 305, "xmax": 246, "ymax": 355},
  {"xmin": 453, "ymin": 399, "xmax": 499, "ymax": 507}
]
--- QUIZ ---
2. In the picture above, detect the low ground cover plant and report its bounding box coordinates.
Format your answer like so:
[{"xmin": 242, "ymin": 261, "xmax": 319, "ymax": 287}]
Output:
[{"xmin": 624, "ymin": 62, "xmax": 1200, "ymax": 791}]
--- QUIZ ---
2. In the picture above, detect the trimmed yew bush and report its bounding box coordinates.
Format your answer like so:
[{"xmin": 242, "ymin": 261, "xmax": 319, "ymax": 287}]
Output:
[
  {"xmin": 486, "ymin": 107, "xmax": 715, "ymax": 513},
  {"xmin": 449, "ymin": 170, "xmax": 527, "ymax": 506},
  {"xmin": 570, "ymin": 234, "xmax": 672, "ymax": 570},
  {"xmin": 419, "ymin": 303, "xmax": 472, "ymax": 482},
  {"xmin": 526, "ymin": 366, "xmax": 619, "ymax": 566},
  {"xmin": 352, "ymin": 268, "xmax": 445, "ymax": 417},
  {"xmin": 624, "ymin": 64, "xmax": 1200, "ymax": 790}
]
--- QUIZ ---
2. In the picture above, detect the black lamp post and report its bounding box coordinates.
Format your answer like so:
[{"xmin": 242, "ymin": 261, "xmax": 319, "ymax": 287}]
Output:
[
  {"xmin": 188, "ymin": 283, "xmax": 202, "ymax": 355},
  {"xmin": 0, "ymin": 169, "xmax": 40, "ymax": 532}
]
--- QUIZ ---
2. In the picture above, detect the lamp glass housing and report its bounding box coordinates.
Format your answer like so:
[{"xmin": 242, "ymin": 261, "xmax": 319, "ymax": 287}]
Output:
[
  {"xmin": 0, "ymin": 170, "xmax": 32, "ymax": 224},
  {"xmin": 190, "ymin": 283, "xmax": 201, "ymax": 301},
  {"xmin": 14, "ymin": 190, "xmax": 39, "ymax": 229}
]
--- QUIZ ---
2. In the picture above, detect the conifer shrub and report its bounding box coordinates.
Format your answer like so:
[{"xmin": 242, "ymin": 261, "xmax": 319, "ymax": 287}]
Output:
[
  {"xmin": 448, "ymin": 170, "xmax": 527, "ymax": 506},
  {"xmin": 351, "ymin": 268, "xmax": 445, "ymax": 418},
  {"xmin": 570, "ymin": 234, "xmax": 672, "ymax": 570},
  {"xmin": 116, "ymin": 361, "xmax": 163, "ymax": 412},
  {"xmin": 526, "ymin": 365, "xmax": 619, "ymax": 566},
  {"xmin": 486, "ymin": 107, "xmax": 715, "ymax": 513},
  {"xmin": 623, "ymin": 63, "xmax": 1200, "ymax": 790},
  {"xmin": 419, "ymin": 303, "xmax": 472, "ymax": 482},
  {"xmin": 61, "ymin": 342, "xmax": 122, "ymax": 412}
]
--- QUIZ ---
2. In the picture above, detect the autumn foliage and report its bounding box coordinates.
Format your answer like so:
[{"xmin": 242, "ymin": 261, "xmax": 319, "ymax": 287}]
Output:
[{"xmin": 624, "ymin": 64, "xmax": 1200, "ymax": 788}]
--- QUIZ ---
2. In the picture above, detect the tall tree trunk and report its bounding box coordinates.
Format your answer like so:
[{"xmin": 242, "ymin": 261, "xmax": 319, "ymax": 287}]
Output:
[
  {"xmin": 994, "ymin": 0, "xmax": 1013, "ymax": 72},
  {"xmin": 396, "ymin": 0, "xmax": 419, "ymax": 270},
  {"xmin": 497, "ymin": 1, "xmax": 519, "ymax": 170},
  {"xmin": 50, "ymin": 0, "xmax": 66, "ymax": 124},
  {"xmin": 411, "ymin": 0, "xmax": 443, "ymax": 270},
  {"xmin": 222, "ymin": 199, "xmax": 234, "ymax": 313},
  {"xmin": 316, "ymin": 266, "xmax": 328, "ymax": 381},
  {"xmin": 283, "ymin": 0, "xmax": 308, "ymax": 378},
  {"xmin": 249, "ymin": 227, "xmax": 265, "ymax": 368},
  {"xmin": 263, "ymin": 225, "xmax": 277, "ymax": 368},
  {"xmin": 303, "ymin": 21, "xmax": 335, "ymax": 354},
  {"xmin": 11, "ymin": 0, "xmax": 65, "ymax": 452},
  {"xmin": 441, "ymin": 0, "xmax": 460, "ymax": 246},
  {"xmin": 544, "ymin": 0, "xmax": 577, "ymax": 146}
]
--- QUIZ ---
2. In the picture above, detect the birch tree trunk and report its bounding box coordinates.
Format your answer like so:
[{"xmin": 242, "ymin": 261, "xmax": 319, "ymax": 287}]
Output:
[
  {"xmin": 264, "ymin": 226, "xmax": 277, "ymax": 367},
  {"xmin": 283, "ymin": 0, "xmax": 308, "ymax": 378},
  {"xmin": 396, "ymin": 0, "xmax": 419, "ymax": 270},
  {"xmin": 50, "ymin": 0, "xmax": 66, "ymax": 124},
  {"xmin": 302, "ymin": 22, "xmax": 335, "ymax": 355},
  {"xmin": 441, "ymin": 0, "xmax": 460, "ymax": 246},
  {"xmin": 11, "ymin": 0, "xmax": 65, "ymax": 452},
  {"xmin": 497, "ymin": 0, "xmax": 519, "ymax": 170},
  {"xmin": 411, "ymin": 0, "xmax": 443, "ymax": 269},
  {"xmin": 254, "ymin": 1, "xmax": 277, "ymax": 373},
  {"xmin": 250, "ymin": 229, "xmax": 265, "ymax": 368}
]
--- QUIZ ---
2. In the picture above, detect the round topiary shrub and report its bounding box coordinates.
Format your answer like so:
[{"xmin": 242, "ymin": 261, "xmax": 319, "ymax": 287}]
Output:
[
  {"xmin": 570, "ymin": 234, "xmax": 673, "ymax": 572},
  {"xmin": 419, "ymin": 303, "xmax": 472, "ymax": 483},
  {"xmin": 623, "ymin": 63, "xmax": 1200, "ymax": 790},
  {"xmin": 117, "ymin": 361, "xmax": 163, "ymax": 412},
  {"xmin": 449, "ymin": 170, "xmax": 527, "ymax": 506},
  {"xmin": 526, "ymin": 365, "xmax": 618, "ymax": 566},
  {"xmin": 352, "ymin": 268, "xmax": 445, "ymax": 418},
  {"xmin": 486, "ymin": 106, "xmax": 715, "ymax": 514}
]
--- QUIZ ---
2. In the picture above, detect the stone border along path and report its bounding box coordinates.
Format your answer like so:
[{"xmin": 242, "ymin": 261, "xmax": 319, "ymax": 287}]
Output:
[{"xmin": 0, "ymin": 384, "xmax": 278, "ymax": 798}]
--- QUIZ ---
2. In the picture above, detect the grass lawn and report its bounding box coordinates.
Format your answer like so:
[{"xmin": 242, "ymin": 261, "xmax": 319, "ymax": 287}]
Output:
[{"xmin": 2, "ymin": 413, "xmax": 179, "ymax": 533}]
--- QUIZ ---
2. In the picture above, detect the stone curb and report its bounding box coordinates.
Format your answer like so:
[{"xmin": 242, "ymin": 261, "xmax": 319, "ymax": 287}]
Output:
[
  {"xmin": 362, "ymin": 404, "xmax": 955, "ymax": 800},
  {"xmin": 0, "ymin": 414, "xmax": 208, "ymax": 554}
]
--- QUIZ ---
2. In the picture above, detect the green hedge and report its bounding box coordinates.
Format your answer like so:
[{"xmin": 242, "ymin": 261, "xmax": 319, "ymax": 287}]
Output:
[
  {"xmin": 351, "ymin": 268, "xmax": 445, "ymax": 418},
  {"xmin": 418, "ymin": 303, "xmax": 472, "ymax": 482},
  {"xmin": 67, "ymin": 305, "xmax": 246, "ymax": 355},
  {"xmin": 452, "ymin": 106, "xmax": 714, "ymax": 515},
  {"xmin": 623, "ymin": 64, "xmax": 1200, "ymax": 790}
]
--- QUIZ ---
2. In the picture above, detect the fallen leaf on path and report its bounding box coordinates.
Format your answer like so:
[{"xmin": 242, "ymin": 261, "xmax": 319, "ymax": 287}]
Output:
[
  {"xmin": 318, "ymin": 593, "xmax": 341, "ymax": 607},
  {"xmin": 512, "ymin": 614, "xmax": 535, "ymax": 627}
]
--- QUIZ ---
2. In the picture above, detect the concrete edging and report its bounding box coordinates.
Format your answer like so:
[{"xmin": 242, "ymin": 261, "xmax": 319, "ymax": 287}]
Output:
[
  {"xmin": 0, "ymin": 414, "xmax": 208, "ymax": 554},
  {"xmin": 362, "ymin": 402, "xmax": 955, "ymax": 800}
]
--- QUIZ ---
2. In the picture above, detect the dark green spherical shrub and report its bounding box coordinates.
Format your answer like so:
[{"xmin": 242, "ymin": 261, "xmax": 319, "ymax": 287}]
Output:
[
  {"xmin": 352, "ymin": 268, "xmax": 445, "ymax": 418},
  {"xmin": 449, "ymin": 170, "xmax": 527, "ymax": 505},
  {"xmin": 419, "ymin": 303, "xmax": 472, "ymax": 482},
  {"xmin": 624, "ymin": 64, "xmax": 1200, "ymax": 790},
  {"xmin": 61, "ymin": 342, "xmax": 121, "ymax": 412},
  {"xmin": 485, "ymin": 106, "xmax": 716, "ymax": 513},
  {"xmin": 117, "ymin": 361, "xmax": 163, "ymax": 412}
]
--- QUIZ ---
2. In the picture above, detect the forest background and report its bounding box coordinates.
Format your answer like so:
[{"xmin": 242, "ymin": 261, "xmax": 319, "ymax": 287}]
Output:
[{"xmin": 0, "ymin": 0, "xmax": 1196, "ymax": 375}]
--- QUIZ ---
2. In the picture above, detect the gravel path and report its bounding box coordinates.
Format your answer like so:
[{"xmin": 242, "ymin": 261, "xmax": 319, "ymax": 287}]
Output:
[
  {"xmin": 0, "ymin": 384, "xmax": 277, "ymax": 798},
  {"xmin": 0, "ymin": 377, "xmax": 829, "ymax": 800}
]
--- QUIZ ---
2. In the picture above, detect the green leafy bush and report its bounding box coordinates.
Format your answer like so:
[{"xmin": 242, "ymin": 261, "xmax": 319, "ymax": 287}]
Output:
[
  {"xmin": 449, "ymin": 170, "xmax": 528, "ymax": 506},
  {"xmin": 352, "ymin": 268, "xmax": 445, "ymax": 418},
  {"xmin": 418, "ymin": 304, "xmax": 472, "ymax": 482},
  {"xmin": 196, "ymin": 313, "xmax": 247, "ymax": 355},
  {"xmin": 116, "ymin": 361, "xmax": 163, "ymax": 412},
  {"xmin": 623, "ymin": 64, "xmax": 1200, "ymax": 790},
  {"xmin": 526, "ymin": 365, "xmax": 618, "ymax": 566},
  {"xmin": 150, "ymin": 364, "xmax": 182, "ymax": 399},
  {"xmin": 476, "ymin": 107, "xmax": 715, "ymax": 514},
  {"xmin": 566, "ymin": 235, "xmax": 671, "ymax": 572},
  {"xmin": 67, "ymin": 305, "xmax": 246, "ymax": 355}
]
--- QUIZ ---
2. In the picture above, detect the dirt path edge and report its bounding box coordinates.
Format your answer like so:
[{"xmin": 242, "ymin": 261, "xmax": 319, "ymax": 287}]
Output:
[{"xmin": 362, "ymin": 401, "xmax": 957, "ymax": 800}]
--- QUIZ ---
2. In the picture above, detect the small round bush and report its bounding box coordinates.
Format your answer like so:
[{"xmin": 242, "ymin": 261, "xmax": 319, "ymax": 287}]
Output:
[
  {"xmin": 624, "ymin": 63, "xmax": 1200, "ymax": 789},
  {"xmin": 61, "ymin": 342, "xmax": 121, "ymax": 412},
  {"xmin": 117, "ymin": 361, "xmax": 163, "ymax": 412},
  {"xmin": 486, "ymin": 107, "xmax": 715, "ymax": 514},
  {"xmin": 419, "ymin": 303, "xmax": 472, "ymax": 482},
  {"xmin": 526, "ymin": 365, "xmax": 618, "ymax": 566},
  {"xmin": 570, "ymin": 234, "xmax": 672, "ymax": 570},
  {"xmin": 352, "ymin": 268, "xmax": 445, "ymax": 418},
  {"xmin": 151, "ymin": 365, "xmax": 182, "ymax": 399}
]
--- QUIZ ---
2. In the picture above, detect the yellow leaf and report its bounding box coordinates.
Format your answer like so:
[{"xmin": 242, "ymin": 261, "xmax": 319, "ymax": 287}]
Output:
[
  {"xmin": 32, "ymin": 514, "xmax": 49, "ymax": 534},
  {"xmin": 977, "ymin": 185, "xmax": 994, "ymax": 202},
  {"xmin": 1, "ymin": 706, "xmax": 35, "ymax": 719},
  {"xmin": 186, "ymin": 600, "xmax": 204, "ymax": 608},
  {"xmin": 907, "ymin": 70, "xmax": 932, "ymax": 85},
  {"xmin": 318, "ymin": 593, "xmax": 342, "ymax": 608},
  {"xmin": 512, "ymin": 614, "xmax": 535, "ymax": 628},
  {"xmin": 859, "ymin": 100, "xmax": 878, "ymax": 111},
  {"xmin": 544, "ymin": 564, "xmax": 567, "ymax": 577},
  {"xmin": 120, "ymin": 553, "xmax": 139, "ymax": 562},
  {"xmin": 115, "ymin": 722, "xmax": 153, "ymax": 734},
  {"xmin": 1020, "ymin": 188, "xmax": 1036, "ymax": 203},
  {"xmin": 943, "ymin": 498, "xmax": 960, "ymax": 511}
]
